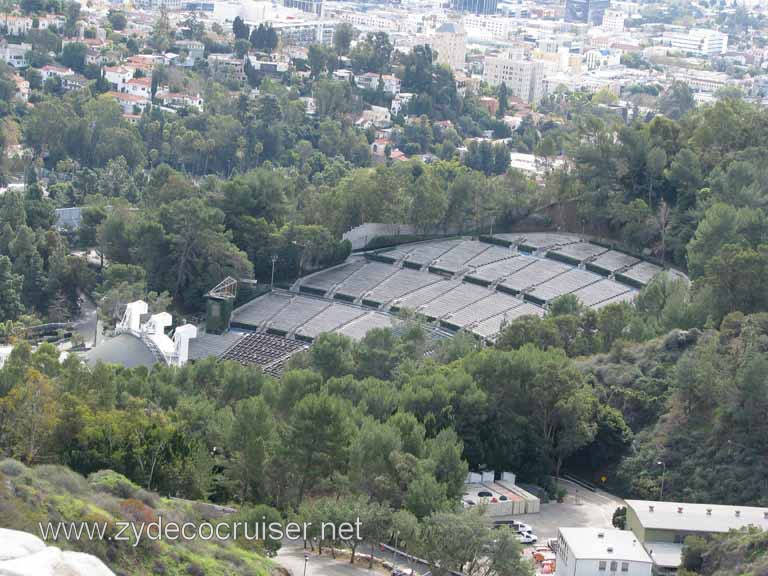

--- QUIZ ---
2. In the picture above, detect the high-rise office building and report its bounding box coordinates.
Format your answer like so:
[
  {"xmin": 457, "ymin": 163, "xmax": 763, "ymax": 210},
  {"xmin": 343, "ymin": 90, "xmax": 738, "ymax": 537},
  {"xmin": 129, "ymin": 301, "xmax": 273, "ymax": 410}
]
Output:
[
  {"xmin": 565, "ymin": 0, "xmax": 610, "ymax": 25},
  {"xmin": 283, "ymin": 0, "xmax": 322, "ymax": 16},
  {"xmin": 450, "ymin": 0, "xmax": 498, "ymax": 16}
]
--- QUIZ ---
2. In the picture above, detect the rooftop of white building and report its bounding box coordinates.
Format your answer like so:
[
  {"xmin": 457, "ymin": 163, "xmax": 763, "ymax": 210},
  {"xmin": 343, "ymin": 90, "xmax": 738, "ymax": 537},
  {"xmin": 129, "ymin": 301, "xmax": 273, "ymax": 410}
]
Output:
[
  {"xmin": 626, "ymin": 500, "xmax": 768, "ymax": 533},
  {"xmin": 559, "ymin": 528, "xmax": 654, "ymax": 563}
]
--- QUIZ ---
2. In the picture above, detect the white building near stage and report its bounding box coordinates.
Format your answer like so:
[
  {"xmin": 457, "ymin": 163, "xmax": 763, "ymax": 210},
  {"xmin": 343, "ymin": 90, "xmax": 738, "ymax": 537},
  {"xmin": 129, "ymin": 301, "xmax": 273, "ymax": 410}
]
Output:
[{"xmin": 555, "ymin": 528, "xmax": 653, "ymax": 576}]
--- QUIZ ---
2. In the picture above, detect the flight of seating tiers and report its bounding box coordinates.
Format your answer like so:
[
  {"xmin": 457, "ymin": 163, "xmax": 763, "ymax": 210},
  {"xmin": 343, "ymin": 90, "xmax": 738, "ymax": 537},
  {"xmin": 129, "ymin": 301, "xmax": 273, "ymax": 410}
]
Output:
[{"xmin": 228, "ymin": 233, "xmax": 670, "ymax": 342}]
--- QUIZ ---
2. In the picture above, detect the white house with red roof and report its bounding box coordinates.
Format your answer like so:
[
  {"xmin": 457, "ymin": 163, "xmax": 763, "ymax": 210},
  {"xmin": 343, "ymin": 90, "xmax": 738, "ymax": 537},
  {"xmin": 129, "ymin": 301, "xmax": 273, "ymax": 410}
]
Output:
[
  {"xmin": 103, "ymin": 65, "xmax": 135, "ymax": 90},
  {"xmin": 40, "ymin": 64, "xmax": 75, "ymax": 81},
  {"xmin": 125, "ymin": 76, "xmax": 151, "ymax": 99},
  {"xmin": 107, "ymin": 91, "xmax": 150, "ymax": 114}
]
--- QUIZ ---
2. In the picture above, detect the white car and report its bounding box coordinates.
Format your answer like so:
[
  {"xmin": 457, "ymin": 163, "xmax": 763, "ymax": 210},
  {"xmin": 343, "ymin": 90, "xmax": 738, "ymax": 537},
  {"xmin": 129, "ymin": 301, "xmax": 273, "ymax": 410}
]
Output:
[
  {"xmin": 513, "ymin": 521, "xmax": 533, "ymax": 534},
  {"xmin": 517, "ymin": 532, "xmax": 538, "ymax": 544}
]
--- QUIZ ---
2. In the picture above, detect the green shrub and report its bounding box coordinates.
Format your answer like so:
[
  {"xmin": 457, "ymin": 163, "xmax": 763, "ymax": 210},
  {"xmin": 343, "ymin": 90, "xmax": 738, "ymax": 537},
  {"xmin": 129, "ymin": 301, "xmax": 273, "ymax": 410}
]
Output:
[
  {"xmin": 36, "ymin": 465, "xmax": 89, "ymax": 495},
  {"xmin": 88, "ymin": 470, "xmax": 141, "ymax": 498},
  {"xmin": 0, "ymin": 459, "xmax": 28, "ymax": 477}
]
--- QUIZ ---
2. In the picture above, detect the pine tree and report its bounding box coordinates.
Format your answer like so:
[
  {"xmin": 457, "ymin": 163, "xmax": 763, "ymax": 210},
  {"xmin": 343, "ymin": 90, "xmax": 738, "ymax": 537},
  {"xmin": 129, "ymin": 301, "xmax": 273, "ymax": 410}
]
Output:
[
  {"xmin": 0, "ymin": 255, "xmax": 23, "ymax": 321},
  {"xmin": 497, "ymin": 82, "xmax": 508, "ymax": 118},
  {"xmin": 10, "ymin": 227, "xmax": 47, "ymax": 312}
]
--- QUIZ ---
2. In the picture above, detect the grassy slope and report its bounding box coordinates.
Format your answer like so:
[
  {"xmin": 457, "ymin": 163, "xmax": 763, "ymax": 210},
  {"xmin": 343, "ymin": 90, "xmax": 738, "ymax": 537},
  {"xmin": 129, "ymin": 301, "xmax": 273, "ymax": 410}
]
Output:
[{"xmin": 0, "ymin": 459, "xmax": 273, "ymax": 576}]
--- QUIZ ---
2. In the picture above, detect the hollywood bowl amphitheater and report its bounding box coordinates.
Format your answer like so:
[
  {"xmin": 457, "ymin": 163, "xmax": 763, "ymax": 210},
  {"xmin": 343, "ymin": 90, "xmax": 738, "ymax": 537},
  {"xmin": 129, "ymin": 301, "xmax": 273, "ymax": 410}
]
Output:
[{"xmin": 86, "ymin": 232, "xmax": 685, "ymax": 374}]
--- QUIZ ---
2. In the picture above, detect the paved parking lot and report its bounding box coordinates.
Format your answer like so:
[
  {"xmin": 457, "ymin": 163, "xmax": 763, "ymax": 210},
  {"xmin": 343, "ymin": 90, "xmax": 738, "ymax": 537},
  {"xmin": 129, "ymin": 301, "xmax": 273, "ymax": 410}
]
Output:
[{"xmin": 492, "ymin": 479, "xmax": 625, "ymax": 541}]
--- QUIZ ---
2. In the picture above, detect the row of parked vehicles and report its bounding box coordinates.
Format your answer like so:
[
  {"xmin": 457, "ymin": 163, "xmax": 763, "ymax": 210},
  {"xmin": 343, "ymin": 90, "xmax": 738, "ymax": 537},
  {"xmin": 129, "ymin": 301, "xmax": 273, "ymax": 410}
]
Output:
[{"xmin": 492, "ymin": 519, "xmax": 538, "ymax": 544}]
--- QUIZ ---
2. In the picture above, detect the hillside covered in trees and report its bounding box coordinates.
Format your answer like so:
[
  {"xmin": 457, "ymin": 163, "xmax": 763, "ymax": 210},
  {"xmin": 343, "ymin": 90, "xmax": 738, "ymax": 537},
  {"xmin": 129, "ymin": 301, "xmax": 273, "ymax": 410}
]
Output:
[{"xmin": 3, "ymin": 4, "xmax": 768, "ymax": 571}]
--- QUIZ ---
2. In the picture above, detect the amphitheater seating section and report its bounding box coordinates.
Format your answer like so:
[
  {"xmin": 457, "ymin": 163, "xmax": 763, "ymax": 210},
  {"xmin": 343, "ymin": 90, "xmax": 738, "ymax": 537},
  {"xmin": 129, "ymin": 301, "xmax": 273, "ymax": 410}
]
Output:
[
  {"xmin": 526, "ymin": 268, "xmax": 603, "ymax": 303},
  {"xmin": 588, "ymin": 250, "xmax": 640, "ymax": 274},
  {"xmin": 619, "ymin": 261, "xmax": 664, "ymax": 286},
  {"xmin": 466, "ymin": 255, "xmax": 537, "ymax": 284},
  {"xmin": 593, "ymin": 291, "xmax": 637, "ymax": 309},
  {"xmin": 364, "ymin": 269, "xmax": 443, "ymax": 305},
  {"xmin": 571, "ymin": 279, "xmax": 632, "ymax": 307},
  {"xmin": 403, "ymin": 240, "xmax": 461, "ymax": 267},
  {"xmin": 517, "ymin": 233, "xmax": 581, "ymax": 251},
  {"xmin": 548, "ymin": 242, "xmax": 608, "ymax": 264},
  {"xmin": 418, "ymin": 283, "xmax": 493, "ymax": 319},
  {"xmin": 375, "ymin": 248, "xmax": 411, "ymax": 262},
  {"xmin": 465, "ymin": 245, "xmax": 516, "ymax": 268},
  {"xmin": 295, "ymin": 304, "xmax": 367, "ymax": 338},
  {"xmin": 268, "ymin": 296, "xmax": 330, "ymax": 333},
  {"xmin": 224, "ymin": 235, "xmax": 672, "ymax": 346},
  {"xmin": 231, "ymin": 292, "xmax": 292, "ymax": 328},
  {"xmin": 470, "ymin": 303, "xmax": 544, "ymax": 339},
  {"xmin": 336, "ymin": 312, "xmax": 395, "ymax": 340},
  {"xmin": 335, "ymin": 262, "xmax": 400, "ymax": 299},
  {"xmin": 500, "ymin": 259, "xmax": 571, "ymax": 293},
  {"xmin": 444, "ymin": 292, "xmax": 525, "ymax": 328},
  {"xmin": 221, "ymin": 332, "xmax": 308, "ymax": 368},
  {"xmin": 490, "ymin": 233, "xmax": 526, "ymax": 246},
  {"xmin": 300, "ymin": 258, "xmax": 367, "ymax": 294},
  {"xmin": 432, "ymin": 241, "xmax": 494, "ymax": 273},
  {"xmin": 393, "ymin": 279, "xmax": 462, "ymax": 310},
  {"xmin": 188, "ymin": 332, "xmax": 243, "ymax": 361}
]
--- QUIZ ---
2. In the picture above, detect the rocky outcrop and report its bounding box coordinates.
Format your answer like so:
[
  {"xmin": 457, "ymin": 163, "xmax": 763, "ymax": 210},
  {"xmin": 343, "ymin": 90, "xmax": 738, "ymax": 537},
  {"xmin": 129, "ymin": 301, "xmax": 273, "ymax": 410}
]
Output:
[{"xmin": 0, "ymin": 528, "xmax": 114, "ymax": 576}]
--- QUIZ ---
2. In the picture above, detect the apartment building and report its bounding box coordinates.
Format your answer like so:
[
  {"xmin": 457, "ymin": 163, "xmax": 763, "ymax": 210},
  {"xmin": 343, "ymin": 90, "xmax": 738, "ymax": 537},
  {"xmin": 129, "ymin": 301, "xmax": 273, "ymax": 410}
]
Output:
[
  {"xmin": 601, "ymin": 9, "xmax": 626, "ymax": 33},
  {"xmin": 661, "ymin": 28, "xmax": 728, "ymax": 57},
  {"xmin": 428, "ymin": 22, "xmax": 467, "ymax": 71},
  {"xmin": 271, "ymin": 20, "xmax": 336, "ymax": 46},
  {"xmin": 482, "ymin": 55, "xmax": 545, "ymax": 103}
]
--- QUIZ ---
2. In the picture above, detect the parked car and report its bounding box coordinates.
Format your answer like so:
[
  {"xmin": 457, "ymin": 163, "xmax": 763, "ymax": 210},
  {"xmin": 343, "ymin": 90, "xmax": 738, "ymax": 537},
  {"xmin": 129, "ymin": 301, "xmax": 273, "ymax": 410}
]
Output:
[
  {"xmin": 477, "ymin": 490, "xmax": 493, "ymax": 497},
  {"xmin": 513, "ymin": 521, "xmax": 533, "ymax": 534},
  {"xmin": 517, "ymin": 532, "xmax": 538, "ymax": 544}
]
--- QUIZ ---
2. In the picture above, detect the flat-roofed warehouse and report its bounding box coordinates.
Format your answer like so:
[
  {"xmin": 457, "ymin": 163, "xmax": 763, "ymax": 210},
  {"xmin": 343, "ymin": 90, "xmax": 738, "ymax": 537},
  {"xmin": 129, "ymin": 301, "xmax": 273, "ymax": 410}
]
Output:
[
  {"xmin": 625, "ymin": 499, "xmax": 768, "ymax": 573},
  {"xmin": 626, "ymin": 499, "xmax": 768, "ymax": 541}
]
